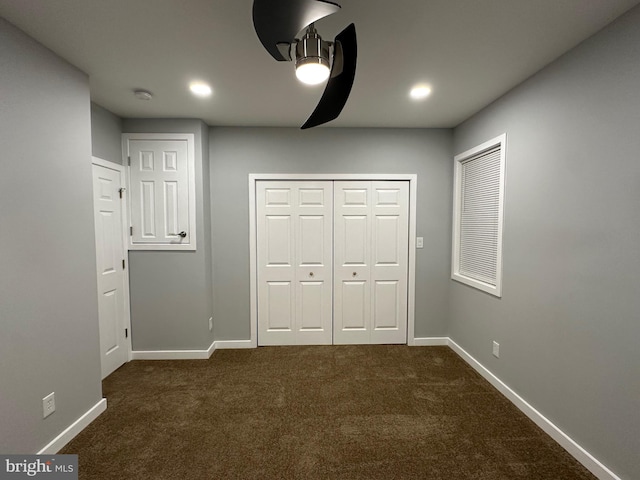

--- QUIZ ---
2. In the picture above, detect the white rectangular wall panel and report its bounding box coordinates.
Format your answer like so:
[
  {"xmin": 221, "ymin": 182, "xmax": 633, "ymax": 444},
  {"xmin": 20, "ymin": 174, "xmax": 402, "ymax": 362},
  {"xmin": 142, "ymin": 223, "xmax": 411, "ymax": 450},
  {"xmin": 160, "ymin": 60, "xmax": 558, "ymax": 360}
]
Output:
[
  {"xmin": 266, "ymin": 282, "xmax": 293, "ymax": 331},
  {"xmin": 164, "ymin": 181, "xmax": 179, "ymax": 237},
  {"xmin": 341, "ymin": 281, "xmax": 367, "ymax": 330},
  {"xmin": 140, "ymin": 181, "xmax": 155, "ymax": 237},
  {"xmin": 343, "ymin": 216, "xmax": 368, "ymax": 265},
  {"xmin": 265, "ymin": 188, "xmax": 290, "ymax": 206},
  {"xmin": 374, "ymin": 281, "xmax": 399, "ymax": 329},
  {"xmin": 375, "ymin": 216, "xmax": 400, "ymax": 265},
  {"xmin": 266, "ymin": 216, "xmax": 292, "ymax": 266},
  {"xmin": 299, "ymin": 188, "xmax": 324, "ymax": 206},
  {"xmin": 101, "ymin": 289, "xmax": 119, "ymax": 353},
  {"xmin": 140, "ymin": 151, "xmax": 154, "ymax": 171},
  {"xmin": 299, "ymin": 216, "xmax": 324, "ymax": 265},
  {"xmin": 124, "ymin": 134, "xmax": 196, "ymax": 250},
  {"xmin": 343, "ymin": 188, "xmax": 368, "ymax": 206},
  {"xmin": 97, "ymin": 212, "xmax": 116, "ymax": 275},
  {"xmin": 299, "ymin": 282, "xmax": 324, "ymax": 330},
  {"xmin": 163, "ymin": 151, "xmax": 177, "ymax": 171}
]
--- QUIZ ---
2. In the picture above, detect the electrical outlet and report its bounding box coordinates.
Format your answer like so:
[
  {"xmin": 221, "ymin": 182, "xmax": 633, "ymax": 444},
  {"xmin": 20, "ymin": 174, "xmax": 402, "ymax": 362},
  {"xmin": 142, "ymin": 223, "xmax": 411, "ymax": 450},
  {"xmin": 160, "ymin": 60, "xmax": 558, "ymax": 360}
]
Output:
[
  {"xmin": 416, "ymin": 237, "xmax": 424, "ymax": 249},
  {"xmin": 43, "ymin": 392, "xmax": 55, "ymax": 418},
  {"xmin": 492, "ymin": 341, "xmax": 500, "ymax": 358},
  {"xmin": 208, "ymin": 317, "xmax": 213, "ymax": 332}
]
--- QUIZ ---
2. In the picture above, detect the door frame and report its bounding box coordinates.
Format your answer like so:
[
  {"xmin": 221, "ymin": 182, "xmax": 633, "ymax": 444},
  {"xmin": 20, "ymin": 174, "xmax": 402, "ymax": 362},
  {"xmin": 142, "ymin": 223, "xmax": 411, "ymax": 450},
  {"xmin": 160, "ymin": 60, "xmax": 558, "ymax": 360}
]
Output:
[
  {"xmin": 249, "ymin": 173, "xmax": 418, "ymax": 348},
  {"xmin": 92, "ymin": 156, "xmax": 133, "ymax": 371}
]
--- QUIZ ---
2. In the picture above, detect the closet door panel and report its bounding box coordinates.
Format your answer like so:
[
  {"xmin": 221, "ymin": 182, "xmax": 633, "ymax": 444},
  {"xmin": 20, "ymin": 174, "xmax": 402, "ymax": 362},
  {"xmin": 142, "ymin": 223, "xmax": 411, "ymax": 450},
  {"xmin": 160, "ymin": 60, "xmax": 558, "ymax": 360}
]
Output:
[
  {"xmin": 370, "ymin": 181, "xmax": 409, "ymax": 344},
  {"xmin": 334, "ymin": 182, "xmax": 371, "ymax": 344},
  {"xmin": 259, "ymin": 179, "xmax": 408, "ymax": 346},
  {"xmin": 258, "ymin": 181, "xmax": 332, "ymax": 345},
  {"xmin": 257, "ymin": 182, "xmax": 297, "ymax": 345},
  {"xmin": 334, "ymin": 181, "xmax": 409, "ymax": 344},
  {"xmin": 295, "ymin": 182, "xmax": 333, "ymax": 345}
]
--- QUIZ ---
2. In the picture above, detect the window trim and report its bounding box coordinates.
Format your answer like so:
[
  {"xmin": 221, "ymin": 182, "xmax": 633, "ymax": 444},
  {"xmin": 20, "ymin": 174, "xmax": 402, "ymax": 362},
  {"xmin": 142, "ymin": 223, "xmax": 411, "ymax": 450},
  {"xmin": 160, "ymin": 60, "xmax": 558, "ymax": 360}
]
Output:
[{"xmin": 451, "ymin": 133, "xmax": 506, "ymax": 297}]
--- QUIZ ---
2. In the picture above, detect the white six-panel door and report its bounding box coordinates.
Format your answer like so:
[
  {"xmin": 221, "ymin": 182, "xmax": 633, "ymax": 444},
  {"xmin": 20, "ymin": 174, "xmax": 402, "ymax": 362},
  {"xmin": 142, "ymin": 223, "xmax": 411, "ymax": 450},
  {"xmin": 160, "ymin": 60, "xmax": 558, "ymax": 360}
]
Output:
[
  {"xmin": 257, "ymin": 181, "xmax": 333, "ymax": 345},
  {"xmin": 92, "ymin": 161, "xmax": 130, "ymax": 378},
  {"xmin": 127, "ymin": 138, "xmax": 191, "ymax": 246},
  {"xmin": 256, "ymin": 179, "xmax": 410, "ymax": 346},
  {"xmin": 334, "ymin": 181, "xmax": 409, "ymax": 344}
]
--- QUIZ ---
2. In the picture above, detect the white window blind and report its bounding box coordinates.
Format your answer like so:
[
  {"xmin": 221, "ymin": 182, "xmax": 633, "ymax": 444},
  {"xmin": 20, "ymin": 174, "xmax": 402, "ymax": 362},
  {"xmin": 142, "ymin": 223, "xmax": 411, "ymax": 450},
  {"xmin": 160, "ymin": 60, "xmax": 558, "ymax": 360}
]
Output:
[
  {"xmin": 459, "ymin": 146, "xmax": 500, "ymax": 285},
  {"xmin": 452, "ymin": 135, "xmax": 506, "ymax": 297}
]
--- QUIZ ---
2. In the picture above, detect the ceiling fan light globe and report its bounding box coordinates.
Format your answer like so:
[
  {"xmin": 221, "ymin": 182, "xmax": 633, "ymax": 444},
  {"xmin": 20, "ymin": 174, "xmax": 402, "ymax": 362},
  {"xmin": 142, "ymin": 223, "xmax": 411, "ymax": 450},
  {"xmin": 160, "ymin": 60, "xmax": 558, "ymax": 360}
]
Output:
[{"xmin": 296, "ymin": 61, "xmax": 330, "ymax": 85}]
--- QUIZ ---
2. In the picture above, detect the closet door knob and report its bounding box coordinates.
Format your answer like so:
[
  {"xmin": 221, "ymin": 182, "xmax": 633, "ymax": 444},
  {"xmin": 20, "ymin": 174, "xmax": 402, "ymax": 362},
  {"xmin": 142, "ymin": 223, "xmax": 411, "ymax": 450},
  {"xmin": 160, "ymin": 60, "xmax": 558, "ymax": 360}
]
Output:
[
  {"xmin": 352, "ymin": 272, "xmax": 357, "ymax": 277},
  {"xmin": 309, "ymin": 272, "xmax": 314, "ymax": 277}
]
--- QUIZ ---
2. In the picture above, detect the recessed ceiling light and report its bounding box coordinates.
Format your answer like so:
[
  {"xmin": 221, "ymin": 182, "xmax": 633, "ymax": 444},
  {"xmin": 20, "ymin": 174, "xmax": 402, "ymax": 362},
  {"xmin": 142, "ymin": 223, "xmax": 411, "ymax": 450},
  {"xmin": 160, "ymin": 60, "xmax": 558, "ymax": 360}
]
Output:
[
  {"xmin": 133, "ymin": 89, "xmax": 153, "ymax": 101},
  {"xmin": 189, "ymin": 82, "xmax": 212, "ymax": 97},
  {"xmin": 410, "ymin": 85, "xmax": 432, "ymax": 100}
]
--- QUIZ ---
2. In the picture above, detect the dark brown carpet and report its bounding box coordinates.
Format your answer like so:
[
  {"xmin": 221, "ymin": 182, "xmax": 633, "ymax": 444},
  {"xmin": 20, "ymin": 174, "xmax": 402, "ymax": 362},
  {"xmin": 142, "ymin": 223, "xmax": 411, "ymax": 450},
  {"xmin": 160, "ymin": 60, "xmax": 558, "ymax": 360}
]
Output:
[{"xmin": 62, "ymin": 345, "xmax": 596, "ymax": 479}]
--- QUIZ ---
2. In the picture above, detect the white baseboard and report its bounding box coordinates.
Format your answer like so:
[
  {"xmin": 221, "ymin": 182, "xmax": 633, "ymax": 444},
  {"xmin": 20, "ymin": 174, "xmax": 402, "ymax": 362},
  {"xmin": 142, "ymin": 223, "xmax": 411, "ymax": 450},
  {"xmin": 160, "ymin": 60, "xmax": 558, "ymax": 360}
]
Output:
[
  {"xmin": 38, "ymin": 398, "xmax": 107, "ymax": 454},
  {"xmin": 131, "ymin": 340, "xmax": 216, "ymax": 360},
  {"xmin": 130, "ymin": 339, "xmax": 256, "ymax": 358},
  {"xmin": 214, "ymin": 339, "xmax": 255, "ymax": 349},
  {"xmin": 447, "ymin": 338, "xmax": 620, "ymax": 480},
  {"xmin": 412, "ymin": 337, "xmax": 449, "ymax": 346}
]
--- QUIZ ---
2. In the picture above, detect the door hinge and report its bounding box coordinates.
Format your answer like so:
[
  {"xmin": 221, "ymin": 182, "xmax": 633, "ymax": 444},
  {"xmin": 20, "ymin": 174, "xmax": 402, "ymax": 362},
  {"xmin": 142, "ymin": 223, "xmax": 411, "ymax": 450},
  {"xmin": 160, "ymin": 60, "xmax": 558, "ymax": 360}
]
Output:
[
  {"xmin": 122, "ymin": 259, "xmax": 125, "ymax": 269},
  {"xmin": 130, "ymin": 226, "xmax": 133, "ymax": 236},
  {"xmin": 127, "ymin": 156, "xmax": 131, "ymax": 166},
  {"xmin": 119, "ymin": 187, "xmax": 126, "ymax": 199},
  {"xmin": 125, "ymin": 328, "xmax": 128, "ymax": 339}
]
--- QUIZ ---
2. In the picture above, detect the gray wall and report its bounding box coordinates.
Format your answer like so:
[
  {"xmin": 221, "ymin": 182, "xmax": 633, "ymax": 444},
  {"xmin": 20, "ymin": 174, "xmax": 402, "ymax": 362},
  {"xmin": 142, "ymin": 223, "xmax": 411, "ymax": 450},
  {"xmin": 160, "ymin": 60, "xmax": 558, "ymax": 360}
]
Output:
[
  {"xmin": 90, "ymin": 102, "xmax": 123, "ymax": 164},
  {"xmin": 122, "ymin": 119, "xmax": 214, "ymax": 351},
  {"xmin": 0, "ymin": 18, "xmax": 103, "ymax": 453},
  {"xmin": 209, "ymin": 127, "xmax": 453, "ymax": 341},
  {"xmin": 4, "ymin": 4, "xmax": 633, "ymax": 473},
  {"xmin": 451, "ymin": 6, "xmax": 640, "ymax": 479}
]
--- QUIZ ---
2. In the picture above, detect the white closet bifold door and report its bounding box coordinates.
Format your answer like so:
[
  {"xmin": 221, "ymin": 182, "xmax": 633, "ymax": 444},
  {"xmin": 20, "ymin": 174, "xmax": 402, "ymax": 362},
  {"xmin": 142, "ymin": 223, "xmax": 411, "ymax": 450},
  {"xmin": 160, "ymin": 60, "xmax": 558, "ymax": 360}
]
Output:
[
  {"xmin": 334, "ymin": 181, "xmax": 409, "ymax": 345},
  {"xmin": 256, "ymin": 181, "xmax": 333, "ymax": 346}
]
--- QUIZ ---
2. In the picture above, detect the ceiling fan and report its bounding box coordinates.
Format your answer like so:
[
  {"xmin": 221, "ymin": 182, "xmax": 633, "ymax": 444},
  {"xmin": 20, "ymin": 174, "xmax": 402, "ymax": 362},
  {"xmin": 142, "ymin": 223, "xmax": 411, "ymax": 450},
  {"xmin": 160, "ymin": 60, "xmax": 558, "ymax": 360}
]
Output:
[{"xmin": 252, "ymin": 0, "xmax": 357, "ymax": 129}]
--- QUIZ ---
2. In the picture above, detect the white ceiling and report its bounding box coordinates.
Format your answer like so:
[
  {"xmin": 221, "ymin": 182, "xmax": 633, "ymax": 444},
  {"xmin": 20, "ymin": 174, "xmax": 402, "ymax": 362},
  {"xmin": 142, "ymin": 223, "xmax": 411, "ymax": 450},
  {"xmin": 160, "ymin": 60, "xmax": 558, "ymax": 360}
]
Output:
[{"xmin": 1, "ymin": 0, "xmax": 638, "ymax": 128}]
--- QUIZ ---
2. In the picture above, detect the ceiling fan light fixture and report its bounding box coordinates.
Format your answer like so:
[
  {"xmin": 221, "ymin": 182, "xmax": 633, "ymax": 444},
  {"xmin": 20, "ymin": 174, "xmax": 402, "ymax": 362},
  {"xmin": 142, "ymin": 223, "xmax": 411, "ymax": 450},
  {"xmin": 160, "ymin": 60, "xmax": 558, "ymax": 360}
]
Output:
[
  {"xmin": 295, "ymin": 24, "xmax": 330, "ymax": 85},
  {"xmin": 252, "ymin": 1, "xmax": 357, "ymax": 128},
  {"xmin": 296, "ymin": 60, "xmax": 330, "ymax": 85}
]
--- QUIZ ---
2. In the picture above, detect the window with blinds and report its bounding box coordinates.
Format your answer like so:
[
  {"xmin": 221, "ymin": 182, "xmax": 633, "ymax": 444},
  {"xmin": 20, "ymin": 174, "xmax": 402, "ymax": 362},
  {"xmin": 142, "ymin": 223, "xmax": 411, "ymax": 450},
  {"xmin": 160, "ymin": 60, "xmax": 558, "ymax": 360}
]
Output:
[{"xmin": 452, "ymin": 134, "xmax": 506, "ymax": 297}]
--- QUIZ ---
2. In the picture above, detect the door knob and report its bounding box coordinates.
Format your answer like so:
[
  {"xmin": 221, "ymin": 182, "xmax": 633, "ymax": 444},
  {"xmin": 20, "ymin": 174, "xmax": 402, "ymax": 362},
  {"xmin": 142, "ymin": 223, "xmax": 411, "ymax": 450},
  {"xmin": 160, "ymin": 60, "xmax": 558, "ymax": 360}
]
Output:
[
  {"xmin": 170, "ymin": 231, "xmax": 187, "ymax": 238},
  {"xmin": 309, "ymin": 272, "xmax": 314, "ymax": 277},
  {"xmin": 352, "ymin": 272, "xmax": 357, "ymax": 277}
]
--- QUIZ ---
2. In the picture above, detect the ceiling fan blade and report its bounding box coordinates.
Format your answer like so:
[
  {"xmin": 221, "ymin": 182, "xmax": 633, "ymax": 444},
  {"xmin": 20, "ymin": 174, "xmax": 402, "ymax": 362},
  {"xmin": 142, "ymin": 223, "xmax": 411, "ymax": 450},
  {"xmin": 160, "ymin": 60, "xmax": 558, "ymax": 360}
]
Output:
[
  {"xmin": 253, "ymin": 0, "xmax": 341, "ymax": 62},
  {"xmin": 301, "ymin": 23, "xmax": 357, "ymax": 129}
]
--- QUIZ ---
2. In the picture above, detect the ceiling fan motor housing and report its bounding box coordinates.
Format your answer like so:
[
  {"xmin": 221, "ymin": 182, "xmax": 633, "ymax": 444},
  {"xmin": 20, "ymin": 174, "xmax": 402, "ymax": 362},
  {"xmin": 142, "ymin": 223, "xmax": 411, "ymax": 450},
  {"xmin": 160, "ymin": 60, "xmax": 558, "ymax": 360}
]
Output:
[
  {"xmin": 296, "ymin": 25, "xmax": 330, "ymax": 70},
  {"xmin": 252, "ymin": 0, "xmax": 356, "ymax": 127}
]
